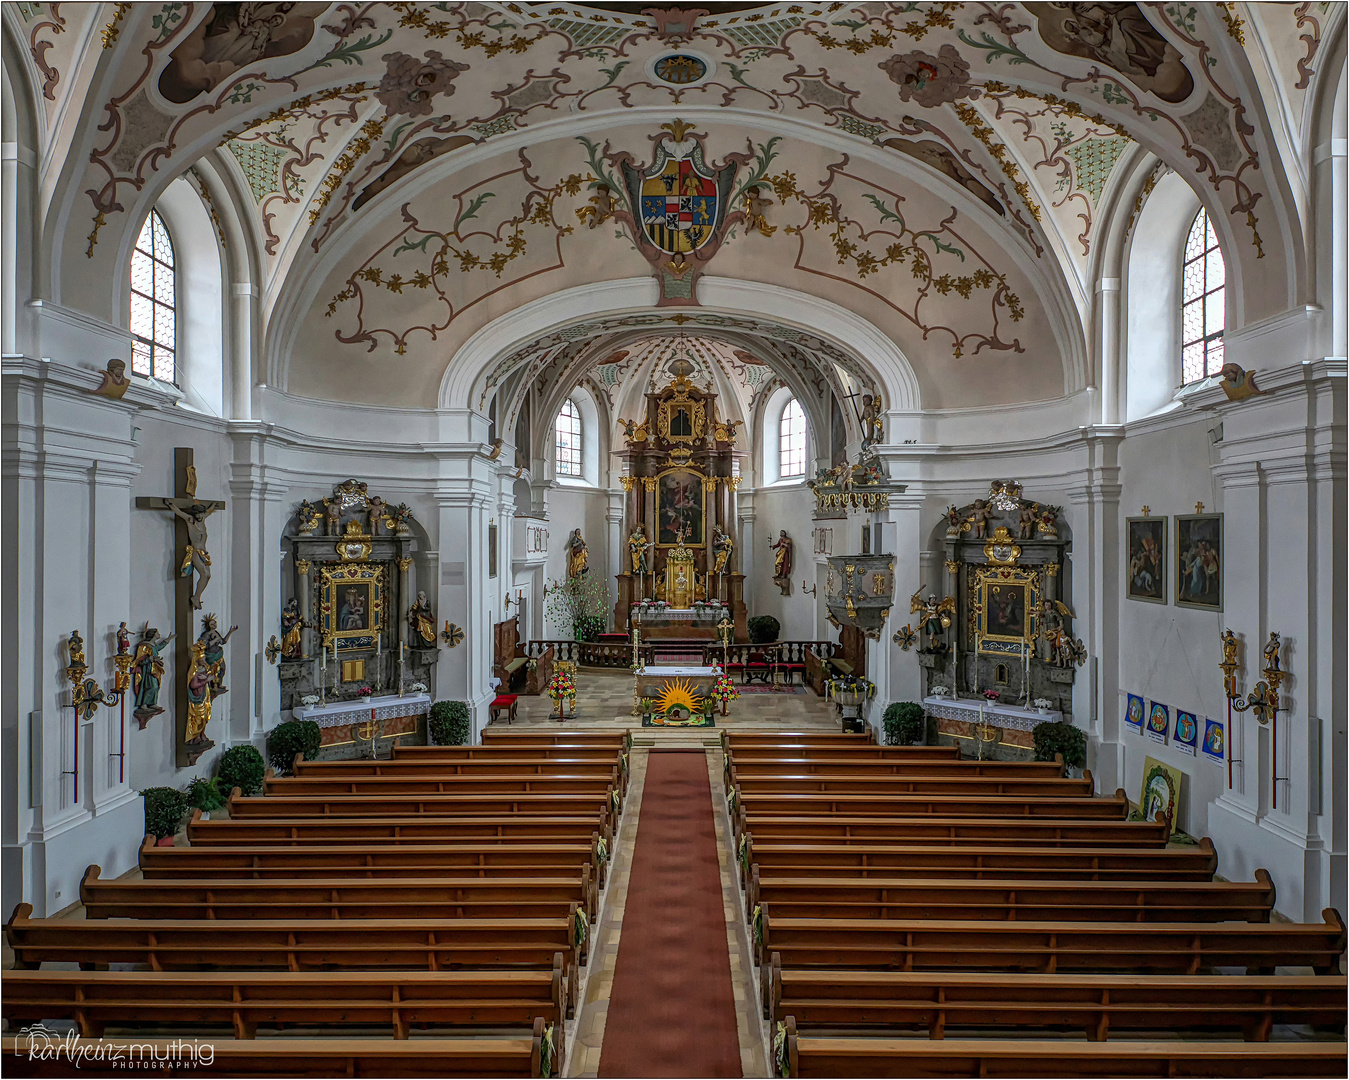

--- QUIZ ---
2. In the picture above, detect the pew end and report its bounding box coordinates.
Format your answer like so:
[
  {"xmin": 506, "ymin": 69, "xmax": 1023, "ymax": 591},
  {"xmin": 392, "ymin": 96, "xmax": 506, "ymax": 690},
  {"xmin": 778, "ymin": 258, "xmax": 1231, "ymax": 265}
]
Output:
[
  {"xmin": 78, "ymin": 865, "xmax": 101, "ymax": 910},
  {"xmin": 1255, "ymin": 867, "xmax": 1276, "ymax": 920},
  {"xmin": 5, "ymin": 903, "xmax": 36, "ymax": 968}
]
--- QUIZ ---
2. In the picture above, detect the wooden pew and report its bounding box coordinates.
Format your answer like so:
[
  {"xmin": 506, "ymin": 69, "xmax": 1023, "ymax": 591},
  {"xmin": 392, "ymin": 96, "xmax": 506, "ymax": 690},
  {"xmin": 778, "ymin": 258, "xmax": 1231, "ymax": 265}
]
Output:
[
  {"xmin": 747, "ymin": 872, "xmax": 1276, "ymax": 938},
  {"xmin": 2, "ymin": 965, "xmax": 569, "ymax": 1042},
  {"xmin": 139, "ymin": 837, "xmax": 600, "ymax": 916},
  {"xmin": 187, "ymin": 810, "xmax": 613, "ymax": 851},
  {"xmin": 740, "ymin": 835, "xmax": 1218, "ymax": 886},
  {"xmin": 479, "ymin": 730, "xmax": 631, "ymax": 749},
  {"xmin": 721, "ymin": 732, "xmax": 887, "ymax": 750},
  {"xmin": 6, "ymin": 906, "xmax": 585, "ymax": 1012},
  {"xmin": 733, "ymin": 790, "xmax": 1131, "ymax": 840},
  {"xmin": 81, "ymin": 865, "xmax": 598, "ymax": 931},
  {"xmin": 298, "ymin": 750, "xmax": 629, "ymax": 796},
  {"xmin": 769, "ymin": 970, "xmax": 1346, "ymax": 1039},
  {"xmin": 727, "ymin": 757, "xmax": 1066, "ymax": 782},
  {"xmin": 756, "ymin": 910, "xmax": 1347, "ymax": 1017},
  {"xmin": 740, "ymin": 815, "xmax": 1168, "ymax": 847},
  {"xmin": 730, "ymin": 773, "xmax": 1095, "ymax": 798},
  {"xmin": 398, "ymin": 741, "xmax": 628, "ymax": 757},
  {"xmin": 261, "ymin": 768, "xmax": 623, "ymax": 801},
  {"xmin": 225, "ymin": 789, "xmax": 619, "ymax": 839},
  {"xmin": 3, "ymin": 1028, "xmax": 562, "ymax": 1078},
  {"xmin": 779, "ymin": 1028, "xmax": 1349, "ymax": 1079}
]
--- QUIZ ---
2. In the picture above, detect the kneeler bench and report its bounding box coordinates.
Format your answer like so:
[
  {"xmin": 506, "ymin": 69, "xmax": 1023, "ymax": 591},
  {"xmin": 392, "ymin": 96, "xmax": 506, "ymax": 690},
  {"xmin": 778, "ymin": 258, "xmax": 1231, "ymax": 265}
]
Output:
[{"xmin": 491, "ymin": 694, "xmax": 519, "ymax": 724}]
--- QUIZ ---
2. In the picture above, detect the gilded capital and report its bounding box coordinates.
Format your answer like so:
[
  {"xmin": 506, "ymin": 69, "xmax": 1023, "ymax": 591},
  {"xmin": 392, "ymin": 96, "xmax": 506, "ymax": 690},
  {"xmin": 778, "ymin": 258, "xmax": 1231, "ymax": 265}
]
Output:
[{"xmin": 294, "ymin": 558, "xmax": 310, "ymax": 574}]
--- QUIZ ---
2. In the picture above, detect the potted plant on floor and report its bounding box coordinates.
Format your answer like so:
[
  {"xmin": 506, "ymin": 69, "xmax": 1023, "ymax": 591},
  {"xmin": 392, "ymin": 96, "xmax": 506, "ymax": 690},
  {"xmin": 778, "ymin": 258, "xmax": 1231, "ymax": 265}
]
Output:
[
  {"xmin": 1033, "ymin": 720, "xmax": 1087, "ymax": 775},
  {"xmin": 185, "ymin": 776, "xmax": 226, "ymax": 820},
  {"xmin": 267, "ymin": 719, "xmax": 322, "ymax": 773},
  {"xmin": 882, "ymin": 701, "xmax": 926, "ymax": 746},
  {"xmin": 142, "ymin": 786, "xmax": 188, "ymax": 845},
  {"xmin": 428, "ymin": 700, "xmax": 471, "ymax": 745},
  {"xmin": 639, "ymin": 696, "xmax": 655, "ymax": 724},
  {"xmin": 215, "ymin": 743, "xmax": 265, "ymax": 797}
]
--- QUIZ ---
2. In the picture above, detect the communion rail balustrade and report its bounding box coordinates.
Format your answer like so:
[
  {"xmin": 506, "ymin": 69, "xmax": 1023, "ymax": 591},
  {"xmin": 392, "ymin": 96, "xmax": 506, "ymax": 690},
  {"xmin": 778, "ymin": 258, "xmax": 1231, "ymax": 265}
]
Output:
[{"xmin": 520, "ymin": 640, "xmax": 842, "ymax": 670}]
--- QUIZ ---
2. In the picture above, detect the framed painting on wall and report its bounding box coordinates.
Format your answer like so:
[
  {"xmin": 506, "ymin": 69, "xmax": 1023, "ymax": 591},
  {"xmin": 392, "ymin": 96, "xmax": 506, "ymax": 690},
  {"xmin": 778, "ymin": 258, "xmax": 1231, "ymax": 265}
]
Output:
[
  {"xmin": 1124, "ymin": 692, "xmax": 1145, "ymax": 732},
  {"xmin": 319, "ymin": 563, "xmax": 383, "ymax": 653},
  {"xmin": 1174, "ymin": 709, "xmax": 1198, "ymax": 755},
  {"xmin": 1175, "ymin": 513, "xmax": 1222, "ymax": 610},
  {"xmin": 1126, "ymin": 516, "xmax": 1166, "ymax": 604},
  {"xmin": 1146, "ymin": 700, "xmax": 1170, "ymax": 744},
  {"xmin": 974, "ymin": 566, "xmax": 1040, "ymax": 656}
]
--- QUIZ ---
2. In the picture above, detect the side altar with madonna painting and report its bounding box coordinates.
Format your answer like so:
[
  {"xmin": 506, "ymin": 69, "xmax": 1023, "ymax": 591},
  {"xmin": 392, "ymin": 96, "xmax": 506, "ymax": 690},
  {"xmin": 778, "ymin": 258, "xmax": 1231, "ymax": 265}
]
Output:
[
  {"xmin": 276, "ymin": 479, "xmax": 438, "ymax": 757},
  {"xmin": 895, "ymin": 480, "xmax": 1085, "ymax": 759},
  {"xmin": 612, "ymin": 357, "xmax": 748, "ymax": 640}
]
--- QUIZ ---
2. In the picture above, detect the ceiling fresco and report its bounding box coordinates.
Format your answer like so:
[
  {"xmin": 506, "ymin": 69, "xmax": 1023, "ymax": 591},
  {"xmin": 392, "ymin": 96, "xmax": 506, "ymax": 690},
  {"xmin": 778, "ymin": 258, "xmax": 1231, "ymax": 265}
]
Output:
[{"xmin": 6, "ymin": 1, "xmax": 1341, "ymax": 411}]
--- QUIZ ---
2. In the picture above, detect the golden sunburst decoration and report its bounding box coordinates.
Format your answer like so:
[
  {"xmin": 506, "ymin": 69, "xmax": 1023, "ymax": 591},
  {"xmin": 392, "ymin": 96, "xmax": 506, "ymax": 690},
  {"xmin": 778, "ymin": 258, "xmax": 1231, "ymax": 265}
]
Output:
[{"xmin": 655, "ymin": 678, "xmax": 700, "ymax": 717}]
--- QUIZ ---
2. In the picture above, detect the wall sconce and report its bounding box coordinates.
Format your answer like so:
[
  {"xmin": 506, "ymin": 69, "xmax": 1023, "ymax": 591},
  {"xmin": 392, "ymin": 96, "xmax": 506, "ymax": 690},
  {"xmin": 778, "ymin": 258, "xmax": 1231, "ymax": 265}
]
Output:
[
  {"xmin": 64, "ymin": 629, "xmax": 129, "ymax": 800},
  {"xmin": 801, "ymin": 580, "xmax": 817, "ymax": 598},
  {"xmin": 1220, "ymin": 628, "xmax": 1287, "ymax": 807}
]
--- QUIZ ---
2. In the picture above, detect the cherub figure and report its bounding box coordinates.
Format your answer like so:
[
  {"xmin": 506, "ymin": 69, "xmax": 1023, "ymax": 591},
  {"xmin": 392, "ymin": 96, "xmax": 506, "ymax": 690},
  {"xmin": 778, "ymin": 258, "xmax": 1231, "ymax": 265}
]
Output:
[
  {"xmin": 578, "ymin": 183, "xmax": 619, "ymax": 229},
  {"xmin": 967, "ymin": 499, "xmax": 993, "ymax": 539},
  {"xmin": 1262, "ymin": 632, "xmax": 1281, "ymax": 674},
  {"xmin": 743, "ymin": 184, "xmax": 776, "ymax": 237},
  {"xmin": 366, "ymin": 494, "xmax": 386, "ymax": 536},
  {"xmin": 324, "ymin": 498, "xmax": 341, "ymax": 536},
  {"xmin": 89, "ymin": 358, "xmax": 131, "ymax": 400},
  {"xmin": 1018, "ymin": 503, "xmax": 1037, "ymax": 540}
]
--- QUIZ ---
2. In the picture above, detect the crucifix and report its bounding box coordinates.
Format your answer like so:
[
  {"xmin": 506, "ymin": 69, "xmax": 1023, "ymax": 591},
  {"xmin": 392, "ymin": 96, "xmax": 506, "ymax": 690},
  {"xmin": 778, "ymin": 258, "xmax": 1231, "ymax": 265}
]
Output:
[{"xmin": 135, "ymin": 448, "xmax": 226, "ymax": 767}]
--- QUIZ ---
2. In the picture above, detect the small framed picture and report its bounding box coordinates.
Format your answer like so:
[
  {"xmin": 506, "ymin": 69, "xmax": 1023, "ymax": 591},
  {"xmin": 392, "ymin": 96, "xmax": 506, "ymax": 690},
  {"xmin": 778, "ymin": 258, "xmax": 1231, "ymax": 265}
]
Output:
[
  {"xmin": 1175, "ymin": 513, "xmax": 1222, "ymax": 611},
  {"xmin": 1126, "ymin": 516, "xmax": 1167, "ymax": 604}
]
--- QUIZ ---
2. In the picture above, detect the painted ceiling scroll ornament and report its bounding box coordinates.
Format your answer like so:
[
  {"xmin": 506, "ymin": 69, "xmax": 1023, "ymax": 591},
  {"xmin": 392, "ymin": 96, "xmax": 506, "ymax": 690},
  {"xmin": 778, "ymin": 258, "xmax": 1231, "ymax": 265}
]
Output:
[
  {"xmin": 1026, "ymin": 2, "xmax": 1195, "ymax": 104},
  {"xmin": 158, "ymin": 3, "xmax": 327, "ymax": 105}
]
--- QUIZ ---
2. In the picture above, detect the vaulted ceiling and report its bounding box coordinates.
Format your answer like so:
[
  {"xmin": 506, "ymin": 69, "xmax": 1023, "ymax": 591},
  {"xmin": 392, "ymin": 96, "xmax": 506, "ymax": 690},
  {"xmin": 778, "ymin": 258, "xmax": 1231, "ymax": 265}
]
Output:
[{"xmin": 7, "ymin": 2, "xmax": 1340, "ymax": 412}]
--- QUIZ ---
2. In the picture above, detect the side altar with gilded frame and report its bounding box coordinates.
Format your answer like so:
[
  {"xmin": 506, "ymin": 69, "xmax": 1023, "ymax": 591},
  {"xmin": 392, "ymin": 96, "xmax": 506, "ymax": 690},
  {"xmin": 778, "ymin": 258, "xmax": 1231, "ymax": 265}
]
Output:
[{"xmin": 613, "ymin": 357, "xmax": 747, "ymax": 639}]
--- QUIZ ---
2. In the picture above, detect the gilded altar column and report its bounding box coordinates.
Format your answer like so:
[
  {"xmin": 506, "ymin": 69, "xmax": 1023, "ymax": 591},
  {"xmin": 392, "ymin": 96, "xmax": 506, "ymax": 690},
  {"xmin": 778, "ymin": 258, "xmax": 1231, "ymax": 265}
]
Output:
[{"xmin": 397, "ymin": 556, "xmax": 413, "ymax": 690}]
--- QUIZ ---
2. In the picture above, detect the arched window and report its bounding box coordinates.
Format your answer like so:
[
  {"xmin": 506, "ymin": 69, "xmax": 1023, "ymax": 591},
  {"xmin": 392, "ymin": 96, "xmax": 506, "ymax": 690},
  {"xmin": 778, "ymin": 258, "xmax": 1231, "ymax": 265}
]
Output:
[
  {"xmin": 779, "ymin": 398, "xmax": 807, "ymax": 478},
  {"xmin": 129, "ymin": 209, "xmax": 177, "ymax": 384},
  {"xmin": 555, "ymin": 398, "xmax": 583, "ymax": 477},
  {"xmin": 1181, "ymin": 207, "xmax": 1225, "ymax": 384}
]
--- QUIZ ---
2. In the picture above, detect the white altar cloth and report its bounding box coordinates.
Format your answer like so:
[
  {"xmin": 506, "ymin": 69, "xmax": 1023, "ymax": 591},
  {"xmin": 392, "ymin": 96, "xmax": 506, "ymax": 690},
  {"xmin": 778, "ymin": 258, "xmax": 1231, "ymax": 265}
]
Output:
[
  {"xmin": 922, "ymin": 695, "xmax": 1061, "ymax": 733},
  {"xmin": 640, "ymin": 665, "xmax": 720, "ymax": 678},
  {"xmin": 294, "ymin": 692, "xmax": 432, "ymax": 728}
]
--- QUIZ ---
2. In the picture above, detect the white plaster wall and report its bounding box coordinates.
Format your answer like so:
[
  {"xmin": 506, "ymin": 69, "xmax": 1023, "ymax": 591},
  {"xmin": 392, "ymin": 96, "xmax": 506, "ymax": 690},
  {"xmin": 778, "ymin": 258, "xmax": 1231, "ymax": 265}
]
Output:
[
  {"xmin": 744, "ymin": 482, "xmax": 820, "ymax": 640},
  {"xmin": 542, "ymin": 485, "xmax": 612, "ymax": 638}
]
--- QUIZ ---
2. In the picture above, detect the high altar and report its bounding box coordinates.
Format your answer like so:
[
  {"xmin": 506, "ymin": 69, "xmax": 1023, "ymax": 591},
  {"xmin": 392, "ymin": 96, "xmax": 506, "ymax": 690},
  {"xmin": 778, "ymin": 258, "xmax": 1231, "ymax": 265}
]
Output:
[{"xmin": 613, "ymin": 357, "xmax": 748, "ymax": 639}]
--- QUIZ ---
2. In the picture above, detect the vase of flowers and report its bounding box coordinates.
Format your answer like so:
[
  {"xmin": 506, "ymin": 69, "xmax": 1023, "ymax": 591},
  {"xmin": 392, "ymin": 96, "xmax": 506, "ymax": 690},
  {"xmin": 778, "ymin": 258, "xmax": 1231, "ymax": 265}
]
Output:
[
  {"xmin": 356, "ymin": 685, "xmax": 374, "ymax": 699},
  {"xmin": 982, "ymin": 689, "xmax": 1001, "ymax": 704},
  {"xmin": 1033, "ymin": 697, "xmax": 1053, "ymax": 714},
  {"xmin": 547, "ymin": 670, "xmax": 577, "ymax": 721},
  {"xmin": 711, "ymin": 674, "xmax": 739, "ymax": 716}
]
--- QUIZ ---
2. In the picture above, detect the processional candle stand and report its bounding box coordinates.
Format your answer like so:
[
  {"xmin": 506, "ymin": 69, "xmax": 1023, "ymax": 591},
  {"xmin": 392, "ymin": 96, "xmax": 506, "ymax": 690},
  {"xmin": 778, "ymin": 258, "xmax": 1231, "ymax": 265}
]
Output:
[{"xmin": 1219, "ymin": 629, "xmax": 1287, "ymax": 807}]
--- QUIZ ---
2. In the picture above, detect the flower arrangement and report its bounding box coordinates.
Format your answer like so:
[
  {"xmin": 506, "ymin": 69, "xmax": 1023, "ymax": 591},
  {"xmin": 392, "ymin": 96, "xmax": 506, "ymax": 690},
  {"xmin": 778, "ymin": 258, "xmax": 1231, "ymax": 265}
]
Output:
[
  {"xmin": 638, "ymin": 696, "xmax": 655, "ymax": 714},
  {"xmin": 930, "ymin": 685, "xmax": 951, "ymax": 698},
  {"xmin": 825, "ymin": 675, "xmax": 877, "ymax": 703},
  {"xmin": 982, "ymin": 689, "xmax": 1001, "ymax": 702},
  {"xmin": 711, "ymin": 675, "xmax": 739, "ymax": 705},
  {"xmin": 409, "ymin": 681, "xmax": 428, "ymax": 693},
  {"xmin": 356, "ymin": 684, "xmax": 374, "ymax": 698},
  {"xmin": 1033, "ymin": 697, "xmax": 1054, "ymax": 711},
  {"xmin": 546, "ymin": 670, "xmax": 577, "ymax": 701}
]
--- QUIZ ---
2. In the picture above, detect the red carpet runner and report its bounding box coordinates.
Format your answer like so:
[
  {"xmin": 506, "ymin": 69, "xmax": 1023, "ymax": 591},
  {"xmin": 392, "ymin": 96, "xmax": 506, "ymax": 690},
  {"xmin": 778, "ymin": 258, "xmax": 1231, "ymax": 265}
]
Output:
[{"xmin": 598, "ymin": 750, "xmax": 742, "ymax": 1078}]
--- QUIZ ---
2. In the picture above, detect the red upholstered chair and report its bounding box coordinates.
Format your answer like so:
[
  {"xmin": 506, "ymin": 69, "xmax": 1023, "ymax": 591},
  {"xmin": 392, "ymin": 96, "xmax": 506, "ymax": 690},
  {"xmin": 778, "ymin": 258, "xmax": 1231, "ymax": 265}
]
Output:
[
  {"xmin": 489, "ymin": 694, "xmax": 518, "ymax": 724},
  {"xmin": 743, "ymin": 651, "xmax": 772, "ymax": 685}
]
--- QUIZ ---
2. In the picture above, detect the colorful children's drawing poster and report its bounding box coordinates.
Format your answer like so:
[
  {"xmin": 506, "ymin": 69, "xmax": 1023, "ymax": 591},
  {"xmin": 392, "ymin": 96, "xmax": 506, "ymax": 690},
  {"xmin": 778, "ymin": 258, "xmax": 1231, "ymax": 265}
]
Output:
[
  {"xmin": 1125, "ymin": 693, "xmax": 1145, "ymax": 732},
  {"xmin": 1146, "ymin": 700, "xmax": 1170, "ymax": 744},
  {"xmin": 1139, "ymin": 756, "xmax": 1184, "ymax": 837},
  {"xmin": 1173, "ymin": 710, "xmax": 1198, "ymax": 755},
  {"xmin": 1202, "ymin": 717, "xmax": 1226, "ymax": 764}
]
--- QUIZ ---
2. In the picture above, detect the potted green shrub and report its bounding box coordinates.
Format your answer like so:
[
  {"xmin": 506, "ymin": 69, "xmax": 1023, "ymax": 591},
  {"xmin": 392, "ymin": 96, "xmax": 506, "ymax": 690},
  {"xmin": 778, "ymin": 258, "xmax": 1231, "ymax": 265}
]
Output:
[
  {"xmin": 185, "ymin": 776, "xmax": 226, "ymax": 819},
  {"xmin": 883, "ymin": 702, "xmax": 926, "ymax": 745},
  {"xmin": 1033, "ymin": 720, "xmax": 1087, "ymax": 772},
  {"xmin": 747, "ymin": 615, "xmax": 780, "ymax": 644},
  {"xmin": 429, "ymin": 700, "xmax": 471, "ymax": 745},
  {"xmin": 267, "ymin": 719, "xmax": 322, "ymax": 774},
  {"xmin": 215, "ymin": 744, "xmax": 266, "ymax": 797},
  {"xmin": 141, "ymin": 786, "xmax": 188, "ymax": 845}
]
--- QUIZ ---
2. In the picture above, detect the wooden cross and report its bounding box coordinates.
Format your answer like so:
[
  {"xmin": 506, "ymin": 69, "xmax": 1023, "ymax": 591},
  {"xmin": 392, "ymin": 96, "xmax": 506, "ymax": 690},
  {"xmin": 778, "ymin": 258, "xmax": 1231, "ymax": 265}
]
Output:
[{"xmin": 135, "ymin": 447, "xmax": 225, "ymax": 767}]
